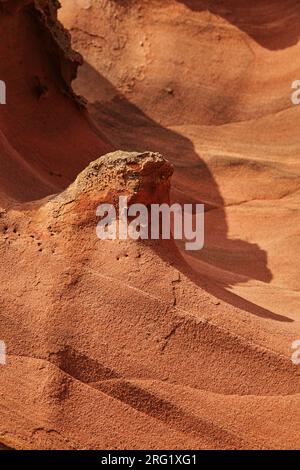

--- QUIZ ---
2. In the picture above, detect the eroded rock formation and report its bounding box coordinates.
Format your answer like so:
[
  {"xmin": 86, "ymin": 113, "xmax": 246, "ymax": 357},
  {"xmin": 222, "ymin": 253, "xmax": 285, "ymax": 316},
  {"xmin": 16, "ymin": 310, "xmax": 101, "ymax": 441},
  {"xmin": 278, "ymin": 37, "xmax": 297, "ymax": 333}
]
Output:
[{"xmin": 0, "ymin": 0, "xmax": 299, "ymax": 450}]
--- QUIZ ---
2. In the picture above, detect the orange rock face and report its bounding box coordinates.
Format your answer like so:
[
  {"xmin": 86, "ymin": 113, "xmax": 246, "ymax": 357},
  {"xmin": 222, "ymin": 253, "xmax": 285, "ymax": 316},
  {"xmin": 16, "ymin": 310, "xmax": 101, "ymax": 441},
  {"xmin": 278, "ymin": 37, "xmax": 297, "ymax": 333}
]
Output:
[{"xmin": 0, "ymin": 0, "xmax": 299, "ymax": 450}]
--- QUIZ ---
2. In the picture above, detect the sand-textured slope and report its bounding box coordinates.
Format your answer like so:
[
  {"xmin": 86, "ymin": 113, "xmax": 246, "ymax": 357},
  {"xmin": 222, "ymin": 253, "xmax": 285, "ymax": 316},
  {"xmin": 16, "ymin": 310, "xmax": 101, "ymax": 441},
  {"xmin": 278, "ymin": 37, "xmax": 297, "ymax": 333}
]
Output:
[
  {"xmin": 0, "ymin": 0, "xmax": 299, "ymax": 450},
  {"xmin": 60, "ymin": 0, "xmax": 300, "ymax": 319},
  {"xmin": 1, "ymin": 150, "xmax": 299, "ymax": 449}
]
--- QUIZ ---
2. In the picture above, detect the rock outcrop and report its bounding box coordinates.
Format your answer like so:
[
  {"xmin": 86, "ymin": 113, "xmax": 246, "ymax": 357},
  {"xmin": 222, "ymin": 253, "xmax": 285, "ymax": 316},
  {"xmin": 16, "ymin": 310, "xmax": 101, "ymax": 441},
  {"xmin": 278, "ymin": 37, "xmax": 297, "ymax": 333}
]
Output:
[
  {"xmin": 0, "ymin": 0, "xmax": 299, "ymax": 451},
  {"xmin": 0, "ymin": 0, "xmax": 111, "ymax": 205},
  {"xmin": 49, "ymin": 151, "xmax": 174, "ymax": 223}
]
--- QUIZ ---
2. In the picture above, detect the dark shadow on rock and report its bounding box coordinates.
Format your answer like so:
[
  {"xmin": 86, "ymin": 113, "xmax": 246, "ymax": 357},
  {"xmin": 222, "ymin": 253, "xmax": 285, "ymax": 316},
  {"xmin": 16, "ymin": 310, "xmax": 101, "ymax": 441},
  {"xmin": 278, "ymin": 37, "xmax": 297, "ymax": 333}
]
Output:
[
  {"xmin": 177, "ymin": 0, "xmax": 300, "ymax": 50},
  {"xmin": 153, "ymin": 239, "xmax": 293, "ymax": 323},
  {"xmin": 94, "ymin": 379, "xmax": 246, "ymax": 448},
  {"xmin": 50, "ymin": 346, "xmax": 120, "ymax": 383},
  {"xmin": 73, "ymin": 62, "xmax": 293, "ymax": 323}
]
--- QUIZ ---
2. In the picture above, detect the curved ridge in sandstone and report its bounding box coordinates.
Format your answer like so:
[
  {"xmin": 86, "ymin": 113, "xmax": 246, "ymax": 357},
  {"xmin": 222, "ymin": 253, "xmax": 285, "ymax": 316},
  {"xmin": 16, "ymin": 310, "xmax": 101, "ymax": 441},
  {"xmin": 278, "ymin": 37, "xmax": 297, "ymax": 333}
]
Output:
[
  {"xmin": 1, "ymin": 149, "xmax": 299, "ymax": 449},
  {"xmin": 59, "ymin": 0, "xmax": 300, "ymax": 318},
  {"xmin": 0, "ymin": 0, "xmax": 299, "ymax": 451}
]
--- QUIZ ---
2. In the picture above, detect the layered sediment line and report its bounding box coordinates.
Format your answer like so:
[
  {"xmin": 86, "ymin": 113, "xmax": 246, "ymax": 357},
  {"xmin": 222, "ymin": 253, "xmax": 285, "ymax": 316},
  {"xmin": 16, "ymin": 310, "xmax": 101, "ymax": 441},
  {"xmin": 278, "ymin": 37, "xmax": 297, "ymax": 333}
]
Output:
[
  {"xmin": 1, "ymin": 150, "xmax": 299, "ymax": 449},
  {"xmin": 0, "ymin": 0, "xmax": 299, "ymax": 451}
]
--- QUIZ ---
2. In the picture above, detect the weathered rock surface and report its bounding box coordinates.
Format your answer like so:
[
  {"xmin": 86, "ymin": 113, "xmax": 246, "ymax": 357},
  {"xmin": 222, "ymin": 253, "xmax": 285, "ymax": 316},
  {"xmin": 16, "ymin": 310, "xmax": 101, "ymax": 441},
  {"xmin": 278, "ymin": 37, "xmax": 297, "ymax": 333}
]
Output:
[{"xmin": 0, "ymin": 0, "xmax": 299, "ymax": 451}]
